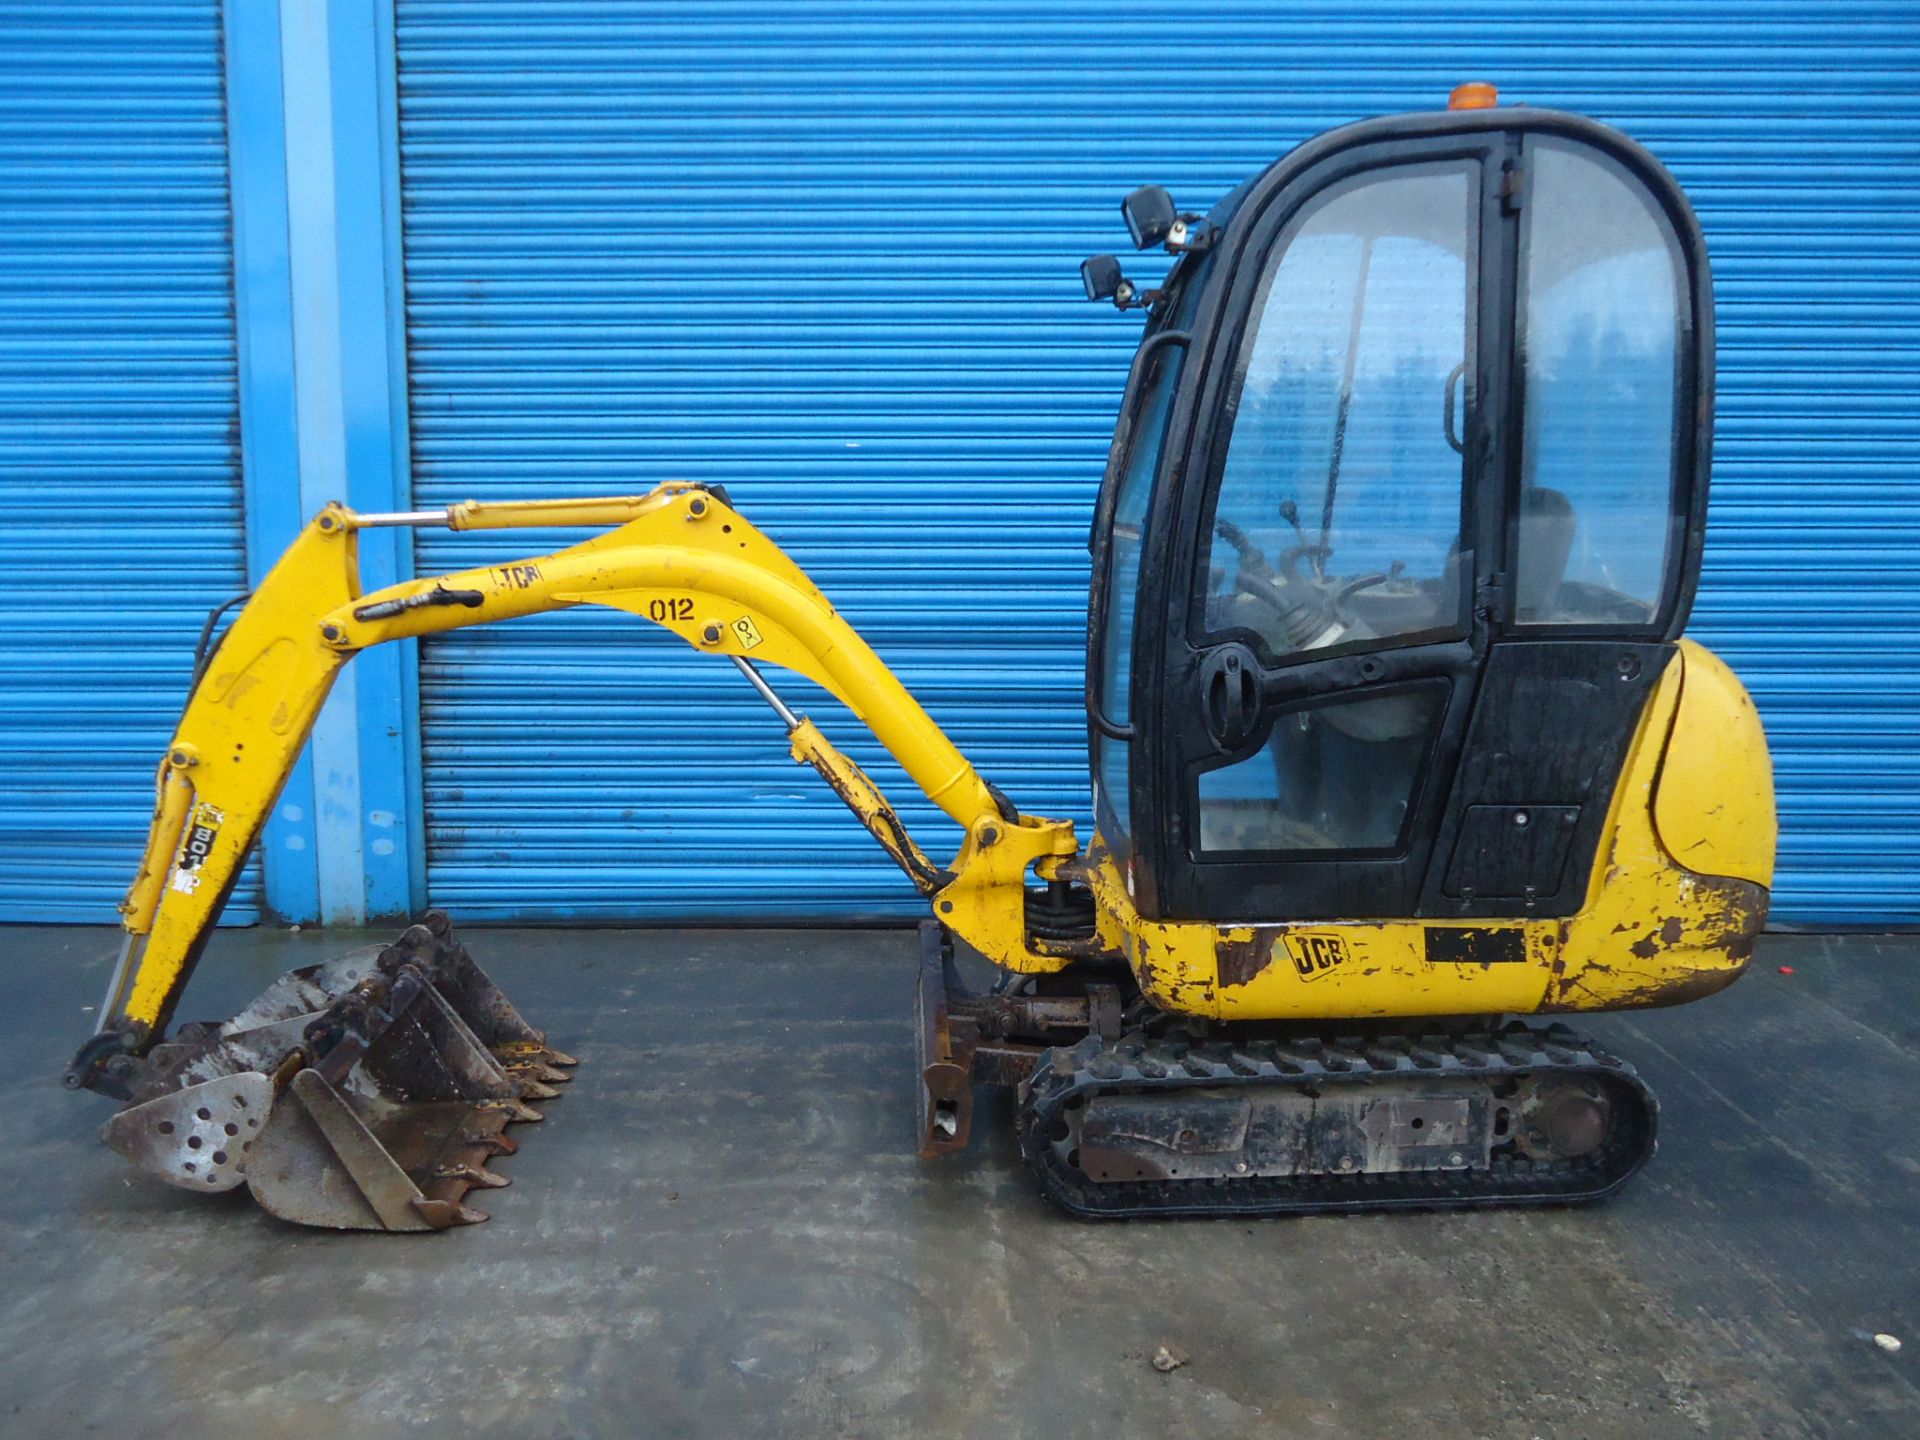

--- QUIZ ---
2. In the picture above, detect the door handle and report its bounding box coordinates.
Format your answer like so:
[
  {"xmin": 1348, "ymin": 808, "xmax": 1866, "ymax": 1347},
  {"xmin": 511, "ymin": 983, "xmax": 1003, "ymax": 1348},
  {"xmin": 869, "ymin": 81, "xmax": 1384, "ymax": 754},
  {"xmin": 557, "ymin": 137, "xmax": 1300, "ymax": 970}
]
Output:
[
  {"xmin": 1443, "ymin": 361, "xmax": 1467, "ymax": 455},
  {"xmin": 1201, "ymin": 645, "xmax": 1261, "ymax": 750}
]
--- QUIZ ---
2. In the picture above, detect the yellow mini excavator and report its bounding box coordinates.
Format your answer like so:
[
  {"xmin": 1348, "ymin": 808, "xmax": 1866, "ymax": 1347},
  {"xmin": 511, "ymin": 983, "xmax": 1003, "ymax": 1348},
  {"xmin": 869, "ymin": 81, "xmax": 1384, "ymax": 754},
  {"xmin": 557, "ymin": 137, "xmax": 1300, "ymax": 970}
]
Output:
[{"xmin": 66, "ymin": 90, "xmax": 1775, "ymax": 1230}]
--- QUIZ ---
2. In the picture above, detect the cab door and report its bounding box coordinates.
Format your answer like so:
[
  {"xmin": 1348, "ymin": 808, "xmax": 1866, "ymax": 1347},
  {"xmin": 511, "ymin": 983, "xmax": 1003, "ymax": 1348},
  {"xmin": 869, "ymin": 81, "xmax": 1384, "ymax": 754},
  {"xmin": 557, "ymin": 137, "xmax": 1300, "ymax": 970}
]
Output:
[{"xmin": 1131, "ymin": 116, "xmax": 1707, "ymax": 924}]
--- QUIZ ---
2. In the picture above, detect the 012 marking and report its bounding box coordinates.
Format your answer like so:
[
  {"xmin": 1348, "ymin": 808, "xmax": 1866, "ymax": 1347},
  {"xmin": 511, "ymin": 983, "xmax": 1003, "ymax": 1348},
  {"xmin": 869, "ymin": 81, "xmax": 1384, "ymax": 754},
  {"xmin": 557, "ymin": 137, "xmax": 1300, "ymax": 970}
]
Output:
[{"xmin": 645, "ymin": 597, "xmax": 695, "ymax": 623}]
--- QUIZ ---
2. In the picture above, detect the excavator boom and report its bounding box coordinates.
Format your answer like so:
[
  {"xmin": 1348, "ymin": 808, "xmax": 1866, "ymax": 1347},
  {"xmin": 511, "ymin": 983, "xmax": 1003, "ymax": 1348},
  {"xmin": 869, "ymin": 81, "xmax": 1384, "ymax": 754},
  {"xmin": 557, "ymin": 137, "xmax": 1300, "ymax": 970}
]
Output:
[
  {"xmin": 66, "ymin": 481, "xmax": 1087, "ymax": 1229},
  {"xmin": 76, "ymin": 481, "xmax": 1080, "ymax": 1084}
]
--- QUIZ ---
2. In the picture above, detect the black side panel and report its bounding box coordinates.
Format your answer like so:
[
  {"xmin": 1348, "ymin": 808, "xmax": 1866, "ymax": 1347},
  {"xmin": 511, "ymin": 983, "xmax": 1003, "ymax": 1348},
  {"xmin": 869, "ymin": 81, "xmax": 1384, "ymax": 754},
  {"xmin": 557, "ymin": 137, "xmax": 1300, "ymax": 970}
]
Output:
[
  {"xmin": 1444, "ymin": 804, "xmax": 1582, "ymax": 898},
  {"xmin": 1424, "ymin": 927, "xmax": 1526, "ymax": 964},
  {"xmin": 1418, "ymin": 641, "xmax": 1674, "ymax": 918}
]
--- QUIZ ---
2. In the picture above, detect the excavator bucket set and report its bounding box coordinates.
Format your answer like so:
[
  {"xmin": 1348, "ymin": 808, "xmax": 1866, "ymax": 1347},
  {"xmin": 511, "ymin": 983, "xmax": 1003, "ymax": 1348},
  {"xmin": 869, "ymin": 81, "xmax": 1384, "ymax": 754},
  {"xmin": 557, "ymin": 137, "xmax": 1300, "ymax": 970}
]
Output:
[{"xmin": 98, "ymin": 913, "xmax": 573, "ymax": 1230}]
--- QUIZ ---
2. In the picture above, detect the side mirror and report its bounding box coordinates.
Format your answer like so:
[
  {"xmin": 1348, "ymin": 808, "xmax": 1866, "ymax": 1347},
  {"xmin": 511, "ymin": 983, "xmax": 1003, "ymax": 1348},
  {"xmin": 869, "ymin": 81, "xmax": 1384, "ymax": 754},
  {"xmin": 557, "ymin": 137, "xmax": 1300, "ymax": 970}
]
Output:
[
  {"xmin": 1080, "ymin": 254, "xmax": 1126, "ymax": 302},
  {"xmin": 1122, "ymin": 185, "xmax": 1178, "ymax": 250}
]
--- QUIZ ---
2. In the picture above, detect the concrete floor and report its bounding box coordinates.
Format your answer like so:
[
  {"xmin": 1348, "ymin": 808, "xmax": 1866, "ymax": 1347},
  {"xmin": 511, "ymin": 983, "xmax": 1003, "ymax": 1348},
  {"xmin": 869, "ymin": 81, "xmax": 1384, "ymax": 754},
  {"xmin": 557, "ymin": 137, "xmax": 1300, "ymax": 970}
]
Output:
[{"xmin": 0, "ymin": 926, "xmax": 1915, "ymax": 1439}]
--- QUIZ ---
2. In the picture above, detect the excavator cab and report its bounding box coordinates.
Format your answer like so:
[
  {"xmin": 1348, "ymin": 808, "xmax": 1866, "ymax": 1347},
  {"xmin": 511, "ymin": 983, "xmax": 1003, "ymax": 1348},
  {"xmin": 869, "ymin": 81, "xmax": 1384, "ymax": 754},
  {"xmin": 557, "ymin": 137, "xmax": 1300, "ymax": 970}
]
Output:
[{"xmin": 1088, "ymin": 100, "xmax": 1716, "ymax": 926}]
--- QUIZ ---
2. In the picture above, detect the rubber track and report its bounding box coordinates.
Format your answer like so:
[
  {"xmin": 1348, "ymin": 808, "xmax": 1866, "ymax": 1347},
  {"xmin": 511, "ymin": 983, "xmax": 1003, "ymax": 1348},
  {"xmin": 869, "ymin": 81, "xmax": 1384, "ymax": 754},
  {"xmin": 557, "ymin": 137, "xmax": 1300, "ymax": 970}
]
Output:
[{"xmin": 1016, "ymin": 1023, "xmax": 1658, "ymax": 1218}]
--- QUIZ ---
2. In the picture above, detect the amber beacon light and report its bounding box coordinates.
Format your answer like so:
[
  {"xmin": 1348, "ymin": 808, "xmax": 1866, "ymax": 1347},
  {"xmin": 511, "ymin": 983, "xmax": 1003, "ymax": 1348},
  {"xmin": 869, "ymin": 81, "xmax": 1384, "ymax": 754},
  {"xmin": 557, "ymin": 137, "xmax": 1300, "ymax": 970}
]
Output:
[{"xmin": 1448, "ymin": 81, "xmax": 1500, "ymax": 109}]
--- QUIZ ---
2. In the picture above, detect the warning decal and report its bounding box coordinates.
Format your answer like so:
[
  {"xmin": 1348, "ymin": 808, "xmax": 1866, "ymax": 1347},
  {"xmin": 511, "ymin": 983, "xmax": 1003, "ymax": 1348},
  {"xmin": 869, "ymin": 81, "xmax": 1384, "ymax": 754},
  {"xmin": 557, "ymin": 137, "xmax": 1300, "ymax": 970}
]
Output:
[{"xmin": 169, "ymin": 802, "xmax": 226, "ymax": 896}]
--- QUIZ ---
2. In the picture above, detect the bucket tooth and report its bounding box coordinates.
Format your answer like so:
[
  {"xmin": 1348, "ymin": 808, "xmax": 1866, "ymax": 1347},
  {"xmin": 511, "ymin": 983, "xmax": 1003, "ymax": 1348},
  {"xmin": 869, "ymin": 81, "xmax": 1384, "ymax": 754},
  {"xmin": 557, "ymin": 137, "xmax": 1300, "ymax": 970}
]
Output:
[
  {"xmin": 504, "ymin": 1058, "xmax": 572, "ymax": 1084},
  {"xmin": 483, "ymin": 1097, "xmax": 545, "ymax": 1124},
  {"xmin": 462, "ymin": 1129, "xmax": 518, "ymax": 1157},
  {"xmin": 495, "ymin": 1041, "xmax": 578, "ymax": 1074},
  {"xmin": 411, "ymin": 1198, "xmax": 489, "ymax": 1228},
  {"xmin": 434, "ymin": 1163, "xmax": 511, "ymax": 1189}
]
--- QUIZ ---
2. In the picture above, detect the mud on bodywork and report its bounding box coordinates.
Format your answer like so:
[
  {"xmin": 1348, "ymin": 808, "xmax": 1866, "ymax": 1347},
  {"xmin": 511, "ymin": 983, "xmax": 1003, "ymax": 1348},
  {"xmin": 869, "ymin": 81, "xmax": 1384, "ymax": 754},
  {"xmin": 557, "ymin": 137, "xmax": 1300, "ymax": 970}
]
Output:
[
  {"xmin": 1542, "ymin": 872, "xmax": 1767, "ymax": 1012},
  {"xmin": 1127, "ymin": 927, "xmax": 1218, "ymax": 1014},
  {"xmin": 1214, "ymin": 930, "xmax": 1275, "ymax": 988}
]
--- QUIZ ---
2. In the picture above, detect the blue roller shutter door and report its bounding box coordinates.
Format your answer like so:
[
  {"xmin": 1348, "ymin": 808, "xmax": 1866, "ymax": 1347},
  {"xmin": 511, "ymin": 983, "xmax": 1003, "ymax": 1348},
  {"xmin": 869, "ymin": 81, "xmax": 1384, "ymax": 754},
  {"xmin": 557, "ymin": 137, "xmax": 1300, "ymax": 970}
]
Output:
[{"xmin": 393, "ymin": 4, "xmax": 1920, "ymax": 925}]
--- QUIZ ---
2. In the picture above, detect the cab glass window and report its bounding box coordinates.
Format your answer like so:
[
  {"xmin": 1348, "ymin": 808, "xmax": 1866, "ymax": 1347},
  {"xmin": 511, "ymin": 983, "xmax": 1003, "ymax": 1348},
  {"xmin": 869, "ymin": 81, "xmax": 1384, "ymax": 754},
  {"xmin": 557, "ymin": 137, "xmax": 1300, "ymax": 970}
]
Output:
[
  {"xmin": 1196, "ymin": 685, "xmax": 1446, "ymax": 853},
  {"xmin": 1098, "ymin": 342, "xmax": 1182, "ymax": 734},
  {"xmin": 1516, "ymin": 140, "xmax": 1683, "ymax": 625},
  {"xmin": 1204, "ymin": 163, "xmax": 1475, "ymax": 660},
  {"xmin": 1093, "ymin": 265, "xmax": 1203, "ymax": 844}
]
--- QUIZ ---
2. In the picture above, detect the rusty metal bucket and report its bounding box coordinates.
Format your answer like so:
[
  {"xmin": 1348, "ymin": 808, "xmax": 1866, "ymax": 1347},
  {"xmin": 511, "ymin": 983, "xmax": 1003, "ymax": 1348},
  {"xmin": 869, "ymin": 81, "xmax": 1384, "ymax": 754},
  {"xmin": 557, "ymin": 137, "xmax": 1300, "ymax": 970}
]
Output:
[{"xmin": 99, "ymin": 912, "xmax": 572, "ymax": 1231}]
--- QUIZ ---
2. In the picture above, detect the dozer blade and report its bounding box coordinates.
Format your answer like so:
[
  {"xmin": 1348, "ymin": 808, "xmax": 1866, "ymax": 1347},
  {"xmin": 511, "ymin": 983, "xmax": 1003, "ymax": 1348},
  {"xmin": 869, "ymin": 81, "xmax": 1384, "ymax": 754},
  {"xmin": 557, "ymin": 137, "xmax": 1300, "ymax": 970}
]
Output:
[{"xmin": 102, "ymin": 911, "xmax": 573, "ymax": 1232}]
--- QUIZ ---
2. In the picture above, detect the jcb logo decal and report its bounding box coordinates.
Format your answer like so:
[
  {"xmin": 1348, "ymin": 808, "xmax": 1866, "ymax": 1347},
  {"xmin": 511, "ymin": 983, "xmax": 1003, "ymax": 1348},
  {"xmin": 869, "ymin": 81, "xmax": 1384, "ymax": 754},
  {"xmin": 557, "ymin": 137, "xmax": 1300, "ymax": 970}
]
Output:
[
  {"xmin": 1285, "ymin": 932, "xmax": 1350, "ymax": 982},
  {"xmin": 489, "ymin": 564, "xmax": 542, "ymax": 590}
]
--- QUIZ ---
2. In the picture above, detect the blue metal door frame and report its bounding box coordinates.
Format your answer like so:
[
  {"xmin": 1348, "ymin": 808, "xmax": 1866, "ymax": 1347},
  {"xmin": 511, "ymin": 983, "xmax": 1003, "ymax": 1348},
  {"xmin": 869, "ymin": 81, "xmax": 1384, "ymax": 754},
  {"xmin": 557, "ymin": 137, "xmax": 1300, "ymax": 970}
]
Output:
[{"xmin": 223, "ymin": 0, "xmax": 422, "ymax": 924}]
